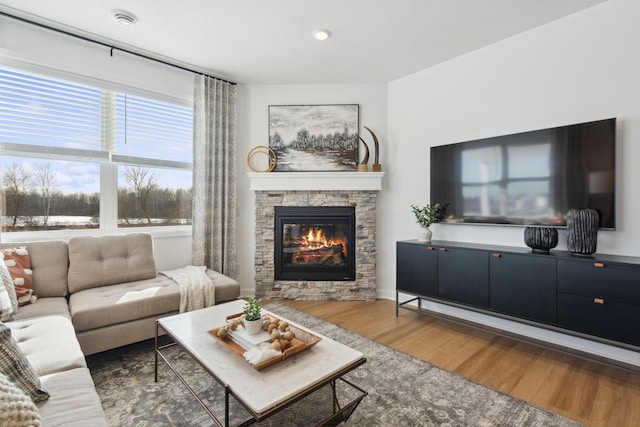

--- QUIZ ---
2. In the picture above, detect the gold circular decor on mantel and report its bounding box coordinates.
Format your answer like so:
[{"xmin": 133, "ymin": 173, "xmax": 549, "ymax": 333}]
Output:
[{"xmin": 247, "ymin": 145, "xmax": 277, "ymax": 172}]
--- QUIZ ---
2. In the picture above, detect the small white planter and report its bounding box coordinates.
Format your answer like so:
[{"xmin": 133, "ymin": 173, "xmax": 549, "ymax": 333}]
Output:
[
  {"xmin": 417, "ymin": 226, "xmax": 432, "ymax": 242},
  {"xmin": 245, "ymin": 318, "xmax": 262, "ymax": 335}
]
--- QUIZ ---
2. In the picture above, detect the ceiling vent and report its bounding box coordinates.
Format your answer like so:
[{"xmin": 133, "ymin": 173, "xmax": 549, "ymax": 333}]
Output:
[{"xmin": 112, "ymin": 10, "xmax": 137, "ymax": 27}]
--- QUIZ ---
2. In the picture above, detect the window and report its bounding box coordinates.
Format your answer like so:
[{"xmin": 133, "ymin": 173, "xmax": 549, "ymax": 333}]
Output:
[{"xmin": 0, "ymin": 67, "xmax": 193, "ymax": 233}]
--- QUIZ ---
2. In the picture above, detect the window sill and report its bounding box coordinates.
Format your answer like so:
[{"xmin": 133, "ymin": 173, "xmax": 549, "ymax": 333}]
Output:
[{"xmin": 0, "ymin": 225, "xmax": 192, "ymax": 244}]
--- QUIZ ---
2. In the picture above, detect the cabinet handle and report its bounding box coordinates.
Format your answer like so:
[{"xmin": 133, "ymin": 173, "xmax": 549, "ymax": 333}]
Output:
[
  {"xmin": 439, "ymin": 247, "xmax": 447, "ymax": 252},
  {"xmin": 593, "ymin": 262, "xmax": 605, "ymax": 268},
  {"xmin": 492, "ymin": 253, "xmax": 501, "ymax": 258},
  {"xmin": 594, "ymin": 297, "xmax": 605, "ymax": 305},
  {"xmin": 427, "ymin": 246, "xmax": 435, "ymax": 251}
]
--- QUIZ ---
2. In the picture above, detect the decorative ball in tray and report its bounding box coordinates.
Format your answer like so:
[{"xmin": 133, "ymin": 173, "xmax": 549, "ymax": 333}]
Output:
[{"xmin": 209, "ymin": 312, "xmax": 321, "ymax": 370}]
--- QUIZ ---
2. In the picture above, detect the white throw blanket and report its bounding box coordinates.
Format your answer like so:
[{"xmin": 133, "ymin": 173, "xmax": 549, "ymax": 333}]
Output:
[{"xmin": 160, "ymin": 265, "xmax": 215, "ymax": 313}]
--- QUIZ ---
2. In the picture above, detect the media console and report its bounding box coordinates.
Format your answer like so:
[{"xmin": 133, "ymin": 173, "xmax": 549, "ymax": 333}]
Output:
[{"xmin": 396, "ymin": 239, "xmax": 640, "ymax": 354}]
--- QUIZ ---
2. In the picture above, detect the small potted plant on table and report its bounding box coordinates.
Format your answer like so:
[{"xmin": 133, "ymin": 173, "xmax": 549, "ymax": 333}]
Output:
[
  {"xmin": 243, "ymin": 297, "xmax": 262, "ymax": 335},
  {"xmin": 411, "ymin": 203, "xmax": 445, "ymax": 242}
]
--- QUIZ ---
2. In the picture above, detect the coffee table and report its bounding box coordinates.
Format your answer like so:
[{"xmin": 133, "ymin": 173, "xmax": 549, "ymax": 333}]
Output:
[{"xmin": 154, "ymin": 300, "xmax": 367, "ymax": 426}]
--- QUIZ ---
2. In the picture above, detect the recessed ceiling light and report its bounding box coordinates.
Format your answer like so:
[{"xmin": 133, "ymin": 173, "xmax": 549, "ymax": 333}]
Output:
[
  {"xmin": 113, "ymin": 10, "xmax": 137, "ymax": 27},
  {"xmin": 312, "ymin": 29, "xmax": 331, "ymax": 41}
]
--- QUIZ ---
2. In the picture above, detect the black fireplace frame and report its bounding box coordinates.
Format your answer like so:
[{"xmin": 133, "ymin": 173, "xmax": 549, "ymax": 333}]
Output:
[{"xmin": 274, "ymin": 206, "xmax": 356, "ymax": 281}]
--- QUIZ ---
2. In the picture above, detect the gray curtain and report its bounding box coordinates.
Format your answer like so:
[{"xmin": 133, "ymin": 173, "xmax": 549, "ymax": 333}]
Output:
[{"xmin": 191, "ymin": 75, "xmax": 237, "ymax": 277}]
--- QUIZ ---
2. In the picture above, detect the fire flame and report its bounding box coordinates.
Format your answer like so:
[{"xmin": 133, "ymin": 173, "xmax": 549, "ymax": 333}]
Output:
[
  {"xmin": 306, "ymin": 228, "xmax": 331, "ymax": 245},
  {"xmin": 301, "ymin": 227, "xmax": 346, "ymax": 255}
]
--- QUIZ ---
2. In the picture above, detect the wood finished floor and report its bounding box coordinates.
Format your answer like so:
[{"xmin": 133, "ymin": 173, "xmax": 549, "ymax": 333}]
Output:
[{"xmin": 280, "ymin": 299, "xmax": 640, "ymax": 427}]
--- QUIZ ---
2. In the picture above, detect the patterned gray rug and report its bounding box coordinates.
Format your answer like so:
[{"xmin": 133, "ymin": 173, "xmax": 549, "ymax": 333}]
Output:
[{"xmin": 87, "ymin": 302, "xmax": 584, "ymax": 426}]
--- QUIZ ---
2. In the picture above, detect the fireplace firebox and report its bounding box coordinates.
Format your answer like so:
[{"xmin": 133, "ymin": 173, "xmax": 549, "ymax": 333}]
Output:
[{"xmin": 274, "ymin": 206, "xmax": 356, "ymax": 281}]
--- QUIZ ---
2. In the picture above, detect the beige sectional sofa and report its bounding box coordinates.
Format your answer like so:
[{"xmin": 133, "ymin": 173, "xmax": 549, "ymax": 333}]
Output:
[{"xmin": 2, "ymin": 233, "xmax": 240, "ymax": 426}]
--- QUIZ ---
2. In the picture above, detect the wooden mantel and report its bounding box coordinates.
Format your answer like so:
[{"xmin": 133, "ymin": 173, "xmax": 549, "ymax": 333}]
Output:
[{"xmin": 247, "ymin": 172, "xmax": 384, "ymax": 191}]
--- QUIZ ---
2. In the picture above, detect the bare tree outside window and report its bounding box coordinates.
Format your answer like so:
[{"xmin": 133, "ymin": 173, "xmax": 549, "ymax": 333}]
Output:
[
  {"xmin": 1, "ymin": 159, "xmax": 100, "ymax": 231},
  {"xmin": 117, "ymin": 166, "xmax": 192, "ymax": 227},
  {"xmin": 34, "ymin": 162, "xmax": 57, "ymax": 229},
  {"xmin": 120, "ymin": 166, "xmax": 160, "ymax": 224},
  {"xmin": 2, "ymin": 163, "xmax": 32, "ymax": 229}
]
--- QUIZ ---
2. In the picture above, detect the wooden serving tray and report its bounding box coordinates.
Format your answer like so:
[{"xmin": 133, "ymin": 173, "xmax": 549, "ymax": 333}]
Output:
[{"xmin": 208, "ymin": 313, "xmax": 321, "ymax": 370}]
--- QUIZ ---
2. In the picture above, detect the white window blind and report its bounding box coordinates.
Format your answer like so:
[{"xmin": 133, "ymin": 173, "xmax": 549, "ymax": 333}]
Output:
[
  {"xmin": 0, "ymin": 67, "xmax": 108, "ymax": 161},
  {"xmin": 113, "ymin": 93, "xmax": 193, "ymax": 169},
  {"xmin": 0, "ymin": 67, "xmax": 193, "ymax": 170}
]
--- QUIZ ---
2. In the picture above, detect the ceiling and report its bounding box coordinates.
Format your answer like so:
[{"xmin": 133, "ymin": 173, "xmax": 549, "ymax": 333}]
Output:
[{"xmin": 0, "ymin": 0, "xmax": 606, "ymax": 85}]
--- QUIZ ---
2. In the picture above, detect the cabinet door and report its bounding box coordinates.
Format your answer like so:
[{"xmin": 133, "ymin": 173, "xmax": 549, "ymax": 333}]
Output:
[
  {"xmin": 490, "ymin": 252, "xmax": 556, "ymax": 324},
  {"xmin": 437, "ymin": 247, "xmax": 489, "ymax": 308},
  {"xmin": 396, "ymin": 242, "xmax": 437, "ymax": 297},
  {"xmin": 557, "ymin": 293, "xmax": 640, "ymax": 346}
]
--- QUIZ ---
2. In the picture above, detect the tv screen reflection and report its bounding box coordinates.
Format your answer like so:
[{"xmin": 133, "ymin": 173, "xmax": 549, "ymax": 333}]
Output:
[{"xmin": 430, "ymin": 118, "xmax": 615, "ymax": 228}]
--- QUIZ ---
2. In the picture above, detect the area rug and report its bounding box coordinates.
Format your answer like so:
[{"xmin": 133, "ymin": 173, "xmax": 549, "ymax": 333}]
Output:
[{"xmin": 87, "ymin": 302, "xmax": 584, "ymax": 426}]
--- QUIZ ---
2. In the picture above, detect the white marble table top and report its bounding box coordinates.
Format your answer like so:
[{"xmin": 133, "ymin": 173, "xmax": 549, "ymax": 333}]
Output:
[{"xmin": 157, "ymin": 300, "xmax": 365, "ymax": 415}]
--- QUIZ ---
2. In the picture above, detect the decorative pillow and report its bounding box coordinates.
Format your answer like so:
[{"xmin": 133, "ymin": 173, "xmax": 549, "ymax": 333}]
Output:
[
  {"xmin": 0, "ymin": 257, "xmax": 19, "ymax": 315},
  {"xmin": 1, "ymin": 247, "xmax": 36, "ymax": 306},
  {"xmin": 0, "ymin": 372, "xmax": 43, "ymax": 426},
  {"xmin": 0, "ymin": 322, "xmax": 49, "ymax": 402}
]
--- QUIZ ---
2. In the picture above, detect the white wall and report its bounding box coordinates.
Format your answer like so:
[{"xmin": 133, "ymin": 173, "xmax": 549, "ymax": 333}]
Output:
[
  {"xmin": 385, "ymin": 0, "xmax": 640, "ymax": 366},
  {"xmin": 235, "ymin": 84, "xmax": 388, "ymax": 296}
]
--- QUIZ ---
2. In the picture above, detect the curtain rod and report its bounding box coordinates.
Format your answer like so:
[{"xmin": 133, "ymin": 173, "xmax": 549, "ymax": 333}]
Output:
[{"xmin": 0, "ymin": 10, "xmax": 237, "ymax": 86}]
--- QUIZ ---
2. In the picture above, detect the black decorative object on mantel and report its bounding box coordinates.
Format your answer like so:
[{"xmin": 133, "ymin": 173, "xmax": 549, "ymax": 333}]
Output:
[
  {"xmin": 566, "ymin": 208, "xmax": 599, "ymax": 256},
  {"xmin": 523, "ymin": 227, "xmax": 558, "ymax": 254}
]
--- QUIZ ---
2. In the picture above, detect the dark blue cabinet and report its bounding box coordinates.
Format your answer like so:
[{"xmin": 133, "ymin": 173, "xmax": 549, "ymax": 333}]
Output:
[{"xmin": 396, "ymin": 240, "xmax": 640, "ymax": 349}]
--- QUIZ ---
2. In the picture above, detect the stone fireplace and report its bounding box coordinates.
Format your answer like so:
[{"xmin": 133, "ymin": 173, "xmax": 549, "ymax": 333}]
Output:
[{"xmin": 250, "ymin": 172, "xmax": 383, "ymax": 301}]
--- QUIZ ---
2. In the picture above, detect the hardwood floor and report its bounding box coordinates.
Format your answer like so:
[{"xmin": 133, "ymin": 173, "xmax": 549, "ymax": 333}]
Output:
[{"xmin": 281, "ymin": 299, "xmax": 640, "ymax": 427}]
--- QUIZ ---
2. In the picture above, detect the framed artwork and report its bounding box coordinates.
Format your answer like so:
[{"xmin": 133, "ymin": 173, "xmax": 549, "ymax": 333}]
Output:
[{"xmin": 268, "ymin": 104, "xmax": 359, "ymax": 171}]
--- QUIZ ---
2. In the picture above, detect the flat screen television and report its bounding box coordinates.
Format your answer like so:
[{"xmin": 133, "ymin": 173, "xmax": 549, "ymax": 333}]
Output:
[{"xmin": 430, "ymin": 118, "xmax": 616, "ymax": 229}]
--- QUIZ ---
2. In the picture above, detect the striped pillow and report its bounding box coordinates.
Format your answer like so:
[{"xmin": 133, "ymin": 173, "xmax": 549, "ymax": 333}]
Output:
[
  {"xmin": 0, "ymin": 258, "xmax": 18, "ymax": 316},
  {"xmin": 0, "ymin": 280, "xmax": 14, "ymax": 322},
  {"xmin": 0, "ymin": 322, "xmax": 49, "ymax": 402}
]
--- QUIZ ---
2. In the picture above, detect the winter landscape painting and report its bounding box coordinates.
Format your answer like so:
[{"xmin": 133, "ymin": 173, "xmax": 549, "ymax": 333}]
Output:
[{"xmin": 268, "ymin": 104, "xmax": 359, "ymax": 171}]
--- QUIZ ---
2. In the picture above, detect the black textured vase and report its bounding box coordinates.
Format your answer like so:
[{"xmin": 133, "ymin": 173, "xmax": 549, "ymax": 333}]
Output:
[
  {"xmin": 566, "ymin": 208, "xmax": 599, "ymax": 256},
  {"xmin": 523, "ymin": 227, "xmax": 558, "ymax": 254}
]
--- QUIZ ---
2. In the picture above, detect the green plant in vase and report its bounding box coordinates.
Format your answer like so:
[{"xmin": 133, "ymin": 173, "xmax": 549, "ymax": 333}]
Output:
[
  {"xmin": 411, "ymin": 203, "xmax": 445, "ymax": 242},
  {"xmin": 243, "ymin": 296, "xmax": 262, "ymax": 321},
  {"xmin": 243, "ymin": 297, "xmax": 263, "ymax": 335}
]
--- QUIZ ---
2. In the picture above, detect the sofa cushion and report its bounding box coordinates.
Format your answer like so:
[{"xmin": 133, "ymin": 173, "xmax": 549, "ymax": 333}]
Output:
[
  {"xmin": 0, "ymin": 372, "xmax": 42, "ymax": 426},
  {"xmin": 67, "ymin": 233, "xmax": 157, "ymax": 293},
  {"xmin": 0, "ymin": 322, "xmax": 49, "ymax": 402},
  {"xmin": 1, "ymin": 247, "xmax": 35, "ymax": 306},
  {"xmin": 69, "ymin": 268, "xmax": 240, "ymax": 333},
  {"xmin": 39, "ymin": 368, "xmax": 108, "ymax": 427},
  {"xmin": 12, "ymin": 297, "xmax": 71, "ymax": 321},
  {"xmin": 8, "ymin": 315, "xmax": 86, "ymax": 376},
  {"xmin": 0, "ymin": 241, "xmax": 70, "ymax": 298},
  {"xmin": 69, "ymin": 274, "xmax": 180, "ymax": 332}
]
